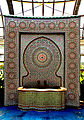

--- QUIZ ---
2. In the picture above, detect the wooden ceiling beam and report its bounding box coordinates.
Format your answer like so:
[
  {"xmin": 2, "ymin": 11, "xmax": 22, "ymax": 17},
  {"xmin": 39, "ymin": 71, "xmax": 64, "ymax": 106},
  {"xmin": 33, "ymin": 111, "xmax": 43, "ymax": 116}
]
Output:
[
  {"xmin": 73, "ymin": 0, "xmax": 77, "ymax": 14},
  {"xmin": 6, "ymin": 0, "xmax": 14, "ymax": 15},
  {"xmin": 13, "ymin": 0, "xmax": 75, "ymax": 4},
  {"xmin": 52, "ymin": 0, "xmax": 55, "ymax": 16},
  {"xmin": 21, "ymin": 0, "xmax": 24, "ymax": 16},
  {"xmin": 62, "ymin": 0, "xmax": 66, "ymax": 16},
  {"xmin": 73, "ymin": 0, "xmax": 81, "ymax": 15},
  {"xmin": 42, "ymin": 0, "xmax": 44, "ymax": 16},
  {"xmin": 32, "ymin": 0, "xmax": 34, "ymax": 16}
]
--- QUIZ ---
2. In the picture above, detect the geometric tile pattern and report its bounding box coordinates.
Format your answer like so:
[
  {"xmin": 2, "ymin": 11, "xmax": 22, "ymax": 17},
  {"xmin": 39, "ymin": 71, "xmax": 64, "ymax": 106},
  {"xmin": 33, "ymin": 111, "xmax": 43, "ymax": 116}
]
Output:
[
  {"xmin": 21, "ymin": 34, "xmax": 64, "ymax": 88},
  {"xmin": 4, "ymin": 16, "xmax": 80, "ymax": 107},
  {"xmin": 23, "ymin": 37, "xmax": 62, "ymax": 88}
]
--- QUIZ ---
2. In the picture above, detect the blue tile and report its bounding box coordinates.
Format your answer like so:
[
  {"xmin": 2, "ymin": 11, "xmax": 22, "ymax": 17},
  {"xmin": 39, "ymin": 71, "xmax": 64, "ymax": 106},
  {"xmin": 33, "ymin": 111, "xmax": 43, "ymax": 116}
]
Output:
[{"xmin": 0, "ymin": 106, "xmax": 84, "ymax": 120}]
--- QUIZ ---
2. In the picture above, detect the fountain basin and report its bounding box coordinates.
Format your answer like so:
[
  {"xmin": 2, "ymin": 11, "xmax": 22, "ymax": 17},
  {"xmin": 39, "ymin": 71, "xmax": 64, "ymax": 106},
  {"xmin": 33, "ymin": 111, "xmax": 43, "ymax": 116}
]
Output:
[{"xmin": 18, "ymin": 87, "xmax": 67, "ymax": 110}]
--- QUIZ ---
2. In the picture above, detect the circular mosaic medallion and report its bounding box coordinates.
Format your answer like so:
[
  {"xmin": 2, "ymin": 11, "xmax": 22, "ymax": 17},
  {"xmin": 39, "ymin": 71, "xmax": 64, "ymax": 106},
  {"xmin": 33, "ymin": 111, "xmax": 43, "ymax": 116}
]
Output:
[
  {"xmin": 24, "ymin": 37, "xmax": 61, "ymax": 71},
  {"xmin": 68, "ymin": 83, "xmax": 76, "ymax": 90},
  {"xmin": 68, "ymin": 72, "xmax": 76, "ymax": 79},
  {"xmin": 8, "ymin": 83, "xmax": 16, "ymax": 90},
  {"xmin": 8, "ymin": 52, "xmax": 15, "ymax": 59},
  {"xmin": 69, "ymin": 21, "xmax": 76, "ymax": 29},
  {"xmin": 19, "ymin": 22, "xmax": 26, "ymax": 29},
  {"xmin": 48, "ymin": 22, "xmax": 55, "ymax": 29},
  {"xmin": 59, "ymin": 22, "xmax": 65, "ymax": 29},
  {"xmin": 39, "ymin": 22, "xmax": 45, "ymax": 29},
  {"xmin": 69, "ymin": 62, "xmax": 76, "ymax": 69},
  {"xmin": 29, "ymin": 22, "xmax": 36, "ymax": 29},
  {"xmin": 69, "ymin": 32, "xmax": 76, "ymax": 39},
  {"xmin": 8, "ymin": 42, "xmax": 16, "ymax": 49},
  {"xmin": 69, "ymin": 52, "xmax": 76, "ymax": 59},
  {"xmin": 8, "ymin": 32, "xmax": 16, "ymax": 39},
  {"xmin": 32, "ymin": 47, "xmax": 52, "ymax": 67},
  {"xmin": 38, "ymin": 53, "xmax": 47, "ymax": 62},
  {"xmin": 8, "ymin": 93, "xmax": 15, "ymax": 100},
  {"xmin": 9, "ymin": 21, "xmax": 16, "ymax": 28},
  {"xmin": 8, "ymin": 62, "xmax": 15, "ymax": 69},
  {"xmin": 69, "ymin": 42, "xmax": 76, "ymax": 49},
  {"xmin": 68, "ymin": 93, "xmax": 75, "ymax": 100},
  {"xmin": 8, "ymin": 72, "xmax": 15, "ymax": 79}
]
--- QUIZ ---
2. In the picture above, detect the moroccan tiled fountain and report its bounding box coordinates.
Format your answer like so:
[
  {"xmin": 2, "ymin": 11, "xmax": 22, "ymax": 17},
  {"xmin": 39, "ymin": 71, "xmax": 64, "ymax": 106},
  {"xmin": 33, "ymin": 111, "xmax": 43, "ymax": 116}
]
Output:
[
  {"xmin": 18, "ymin": 36, "xmax": 67, "ymax": 110},
  {"xmin": 4, "ymin": 16, "xmax": 80, "ymax": 109}
]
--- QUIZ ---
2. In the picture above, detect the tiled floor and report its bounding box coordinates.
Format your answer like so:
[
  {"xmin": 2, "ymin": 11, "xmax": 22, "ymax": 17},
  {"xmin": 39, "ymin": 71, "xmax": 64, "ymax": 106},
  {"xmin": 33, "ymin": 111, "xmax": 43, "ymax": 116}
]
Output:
[{"xmin": 0, "ymin": 106, "xmax": 84, "ymax": 120}]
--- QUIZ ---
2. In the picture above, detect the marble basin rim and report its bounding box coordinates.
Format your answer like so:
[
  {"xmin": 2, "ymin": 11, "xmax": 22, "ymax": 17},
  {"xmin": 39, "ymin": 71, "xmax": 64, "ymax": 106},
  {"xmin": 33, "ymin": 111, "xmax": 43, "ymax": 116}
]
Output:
[{"xmin": 17, "ymin": 87, "xmax": 67, "ymax": 92}]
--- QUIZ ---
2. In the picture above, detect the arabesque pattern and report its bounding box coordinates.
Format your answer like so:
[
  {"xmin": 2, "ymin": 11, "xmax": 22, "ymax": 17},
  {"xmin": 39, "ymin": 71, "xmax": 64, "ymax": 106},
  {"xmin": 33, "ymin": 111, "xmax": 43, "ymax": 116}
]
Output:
[{"xmin": 4, "ymin": 16, "xmax": 80, "ymax": 107}]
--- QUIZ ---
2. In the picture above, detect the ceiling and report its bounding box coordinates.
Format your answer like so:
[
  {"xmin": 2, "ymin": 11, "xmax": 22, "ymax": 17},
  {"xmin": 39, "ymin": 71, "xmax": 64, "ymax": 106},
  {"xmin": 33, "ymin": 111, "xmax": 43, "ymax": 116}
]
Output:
[{"xmin": 0, "ymin": 0, "xmax": 84, "ymax": 39}]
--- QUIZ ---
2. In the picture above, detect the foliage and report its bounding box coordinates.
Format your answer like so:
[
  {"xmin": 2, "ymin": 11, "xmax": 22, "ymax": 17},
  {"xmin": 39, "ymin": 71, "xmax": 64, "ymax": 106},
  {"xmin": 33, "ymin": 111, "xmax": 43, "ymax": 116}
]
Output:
[
  {"xmin": 80, "ymin": 70, "xmax": 84, "ymax": 84},
  {"xmin": 80, "ymin": 64, "xmax": 84, "ymax": 84},
  {"xmin": 80, "ymin": 64, "xmax": 84, "ymax": 69},
  {"xmin": 0, "ymin": 70, "xmax": 4, "ymax": 88},
  {"xmin": 0, "ymin": 62, "xmax": 4, "ymax": 69}
]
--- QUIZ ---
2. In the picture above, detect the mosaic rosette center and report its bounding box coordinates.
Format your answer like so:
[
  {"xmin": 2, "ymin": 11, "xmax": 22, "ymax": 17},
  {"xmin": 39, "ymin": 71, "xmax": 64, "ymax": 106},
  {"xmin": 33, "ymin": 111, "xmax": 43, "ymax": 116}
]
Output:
[
  {"xmin": 8, "ymin": 42, "xmax": 16, "ymax": 49},
  {"xmin": 68, "ymin": 72, "xmax": 76, "ymax": 79},
  {"xmin": 68, "ymin": 93, "xmax": 75, "ymax": 100},
  {"xmin": 48, "ymin": 22, "xmax": 55, "ymax": 29},
  {"xmin": 32, "ymin": 47, "xmax": 52, "ymax": 67},
  {"xmin": 8, "ymin": 83, "xmax": 16, "ymax": 90},
  {"xmin": 8, "ymin": 93, "xmax": 15, "ymax": 100},
  {"xmin": 29, "ymin": 22, "xmax": 36, "ymax": 29},
  {"xmin": 69, "ymin": 52, "xmax": 76, "ymax": 59},
  {"xmin": 68, "ymin": 83, "xmax": 76, "ymax": 90},
  {"xmin": 9, "ymin": 21, "xmax": 16, "ymax": 28},
  {"xmin": 69, "ymin": 21, "xmax": 76, "ymax": 29},
  {"xmin": 8, "ymin": 62, "xmax": 15, "ymax": 69},
  {"xmin": 8, "ymin": 72, "xmax": 15, "ymax": 79},
  {"xmin": 69, "ymin": 32, "xmax": 76, "ymax": 39},
  {"xmin": 39, "ymin": 22, "xmax": 45, "ymax": 29},
  {"xmin": 69, "ymin": 42, "xmax": 76, "ymax": 49},
  {"xmin": 59, "ymin": 22, "xmax": 65, "ymax": 29},
  {"xmin": 69, "ymin": 63, "xmax": 76, "ymax": 69},
  {"xmin": 8, "ymin": 31, "xmax": 16, "ymax": 39},
  {"xmin": 19, "ymin": 22, "xmax": 26, "ymax": 29},
  {"xmin": 8, "ymin": 52, "xmax": 15, "ymax": 59}
]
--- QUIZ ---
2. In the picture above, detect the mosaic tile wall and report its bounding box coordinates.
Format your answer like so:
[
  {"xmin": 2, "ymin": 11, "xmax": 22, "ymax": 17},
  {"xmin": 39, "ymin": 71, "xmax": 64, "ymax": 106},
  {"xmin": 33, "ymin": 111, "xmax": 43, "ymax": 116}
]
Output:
[
  {"xmin": 4, "ymin": 16, "xmax": 80, "ymax": 107},
  {"xmin": 21, "ymin": 34, "xmax": 64, "ymax": 88}
]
